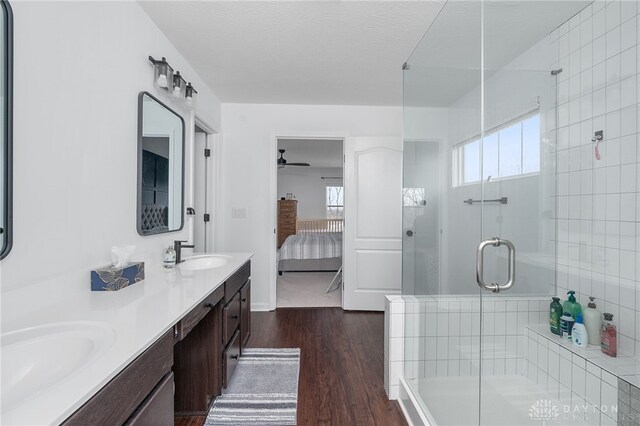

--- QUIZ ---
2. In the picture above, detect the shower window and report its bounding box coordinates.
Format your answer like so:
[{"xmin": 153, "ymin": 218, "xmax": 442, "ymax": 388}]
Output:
[{"xmin": 454, "ymin": 112, "xmax": 540, "ymax": 185}]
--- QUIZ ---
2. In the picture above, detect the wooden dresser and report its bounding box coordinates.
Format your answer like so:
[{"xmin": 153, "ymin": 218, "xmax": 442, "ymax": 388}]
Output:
[{"xmin": 277, "ymin": 200, "xmax": 297, "ymax": 248}]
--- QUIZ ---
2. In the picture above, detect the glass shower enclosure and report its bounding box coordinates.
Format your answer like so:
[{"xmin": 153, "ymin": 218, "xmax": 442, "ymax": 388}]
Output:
[{"xmin": 399, "ymin": 1, "xmax": 629, "ymax": 425}]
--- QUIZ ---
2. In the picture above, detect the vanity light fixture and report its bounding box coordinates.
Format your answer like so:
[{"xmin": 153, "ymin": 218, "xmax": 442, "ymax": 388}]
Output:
[
  {"xmin": 148, "ymin": 55, "xmax": 197, "ymax": 107},
  {"xmin": 172, "ymin": 71, "xmax": 186, "ymax": 99},
  {"xmin": 185, "ymin": 82, "xmax": 197, "ymax": 107},
  {"xmin": 148, "ymin": 56, "xmax": 173, "ymax": 90}
]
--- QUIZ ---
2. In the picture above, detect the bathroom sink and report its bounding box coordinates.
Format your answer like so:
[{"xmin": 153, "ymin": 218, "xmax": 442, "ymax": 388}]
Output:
[
  {"xmin": 1, "ymin": 321, "xmax": 116, "ymax": 409},
  {"xmin": 179, "ymin": 254, "xmax": 233, "ymax": 271}
]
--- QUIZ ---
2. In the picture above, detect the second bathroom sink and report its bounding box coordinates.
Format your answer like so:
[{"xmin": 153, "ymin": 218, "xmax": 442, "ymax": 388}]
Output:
[
  {"xmin": 179, "ymin": 254, "xmax": 233, "ymax": 271},
  {"xmin": 1, "ymin": 321, "xmax": 116, "ymax": 410}
]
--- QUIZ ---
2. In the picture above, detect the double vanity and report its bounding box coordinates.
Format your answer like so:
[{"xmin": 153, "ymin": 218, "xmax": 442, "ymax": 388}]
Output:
[{"xmin": 1, "ymin": 252, "xmax": 253, "ymax": 425}]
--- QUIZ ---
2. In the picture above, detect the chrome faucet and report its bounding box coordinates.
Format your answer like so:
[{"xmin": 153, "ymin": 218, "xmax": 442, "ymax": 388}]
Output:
[{"xmin": 174, "ymin": 240, "xmax": 195, "ymax": 264}]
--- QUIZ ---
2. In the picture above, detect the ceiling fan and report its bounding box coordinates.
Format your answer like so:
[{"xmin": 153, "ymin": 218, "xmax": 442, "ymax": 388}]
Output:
[{"xmin": 277, "ymin": 149, "xmax": 310, "ymax": 168}]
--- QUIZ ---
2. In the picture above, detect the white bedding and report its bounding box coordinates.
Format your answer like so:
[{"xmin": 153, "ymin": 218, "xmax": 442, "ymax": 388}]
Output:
[{"xmin": 278, "ymin": 233, "xmax": 342, "ymax": 260}]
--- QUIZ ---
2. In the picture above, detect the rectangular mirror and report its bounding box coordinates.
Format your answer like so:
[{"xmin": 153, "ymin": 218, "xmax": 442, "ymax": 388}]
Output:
[
  {"xmin": 137, "ymin": 92, "xmax": 184, "ymax": 236},
  {"xmin": 0, "ymin": 0, "xmax": 12, "ymax": 259}
]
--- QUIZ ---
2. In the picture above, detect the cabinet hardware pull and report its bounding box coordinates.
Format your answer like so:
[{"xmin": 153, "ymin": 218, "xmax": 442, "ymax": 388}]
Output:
[
  {"xmin": 232, "ymin": 315, "xmax": 239, "ymax": 319},
  {"xmin": 241, "ymin": 298, "xmax": 247, "ymax": 302},
  {"xmin": 230, "ymin": 354, "xmax": 239, "ymax": 360},
  {"xmin": 205, "ymin": 303, "xmax": 214, "ymax": 308}
]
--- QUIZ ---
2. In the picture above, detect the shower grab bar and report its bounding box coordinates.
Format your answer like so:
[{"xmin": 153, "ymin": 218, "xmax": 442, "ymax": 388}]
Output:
[
  {"xmin": 476, "ymin": 237, "xmax": 516, "ymax": 293},
  {"xmin": 464, "ymin": 197, "xmax": 508, "ymax": 205}
]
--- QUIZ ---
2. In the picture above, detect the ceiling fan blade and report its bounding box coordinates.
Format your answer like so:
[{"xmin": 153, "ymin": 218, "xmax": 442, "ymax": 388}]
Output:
[{"xmin": 276, "ymin": 149, "xmax": 310, "ymax": 167}]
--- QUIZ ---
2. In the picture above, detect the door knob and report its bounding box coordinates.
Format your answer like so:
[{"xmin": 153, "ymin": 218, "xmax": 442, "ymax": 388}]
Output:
[{"xmin": 406, "ymin": 230, "xmax": 414, "ymax": 237}]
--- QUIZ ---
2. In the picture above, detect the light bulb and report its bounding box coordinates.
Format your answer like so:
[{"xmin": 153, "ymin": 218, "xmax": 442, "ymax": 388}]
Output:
[{"xmin": 156, "ymin": 74, "xmax": 168, "ymax": 88}]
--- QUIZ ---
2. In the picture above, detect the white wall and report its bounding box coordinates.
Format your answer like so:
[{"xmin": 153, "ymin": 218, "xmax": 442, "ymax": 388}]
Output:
[
  {"xmin": 277, "ymin": 167, "xmax": 342, "ymax": 219},
  {"xmin": 0, "ymin": 2, "xmax": 221, "ymax": 309},
  {"xmin": 219, "ymin": 103, "xmax": 402, "ymax": 310}
]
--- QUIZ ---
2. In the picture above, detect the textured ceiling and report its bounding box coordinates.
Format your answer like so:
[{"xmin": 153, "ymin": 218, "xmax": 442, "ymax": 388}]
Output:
[{"xmin": 139, "ymin": 1, "xmax": 446, "ymax": 106}]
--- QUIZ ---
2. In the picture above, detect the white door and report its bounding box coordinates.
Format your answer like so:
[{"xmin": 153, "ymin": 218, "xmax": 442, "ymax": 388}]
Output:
[
  {"xmin": 193, "ymin": 130, "xmax": 210, "ymax": 252},
  {"xmin": 343, "ymin": 137, "xmax": 403, "ymax": 311}
]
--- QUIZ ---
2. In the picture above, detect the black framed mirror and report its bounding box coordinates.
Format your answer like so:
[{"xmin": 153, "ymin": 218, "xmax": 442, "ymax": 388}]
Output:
[
  {"xmin": 0, "ymin": 0, "xmax": 12, "ymax": 259},
  {"xmin": 137, "ymin": 92, "xmax": 185, "ymax": 236}
]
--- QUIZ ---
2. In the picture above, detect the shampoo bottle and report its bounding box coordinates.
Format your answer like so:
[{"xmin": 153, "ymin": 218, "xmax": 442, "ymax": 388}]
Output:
[
  {"xmin": 601, "ymin": 313, "xmax": 617, "ymax": 357},
  {"xmin": 550, "ymin": 297, "xmax": 563, "ymax": 336},
  {"xmin": 583, "ymin": 296, "xmax": 602, "ymax": 346},
  {"xmin": 571, "ymin": 315, "xmax": 588, "ymax": 348}
]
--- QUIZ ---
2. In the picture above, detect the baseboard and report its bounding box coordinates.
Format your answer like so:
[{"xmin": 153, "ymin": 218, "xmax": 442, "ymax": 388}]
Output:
[{"xmin": 250, "ymin": 302, "xmax": 272, "ymax": 312}]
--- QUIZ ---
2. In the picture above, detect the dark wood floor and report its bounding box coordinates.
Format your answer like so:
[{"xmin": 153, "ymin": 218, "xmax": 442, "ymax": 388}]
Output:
[{"xmin": 176, "ymin": 308, "xmax": 406, "ymax": 426}]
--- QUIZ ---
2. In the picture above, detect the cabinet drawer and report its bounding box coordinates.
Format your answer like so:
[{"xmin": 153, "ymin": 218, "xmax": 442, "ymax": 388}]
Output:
[
  {"xmin": 224, "ymin": 261, "xmax": 250, "ymax": 302},
  {"xmin": 176, "ymin": 285, "xmax": 224, "ymax": 342},
  {"xmin": 125, "ymin": 372, "xmax": 174, "ymax": 426},
  {"xmin": 223, "ymin": 330, "xmax": 241, "ymax": 389},
  {"xmin": 63, "ymin": 331, "xmax": 173, "ymax": 426},
  {"xmin": 240, "ymin": 281, "xmax": 251, "ymax": 352},
  {"xmin": 223, "ymin": 292, "xmax": 241, "ymax": 345}
]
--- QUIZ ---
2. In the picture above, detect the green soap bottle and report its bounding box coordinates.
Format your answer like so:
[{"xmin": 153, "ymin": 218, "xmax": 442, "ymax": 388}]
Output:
[
  {"xmin": 562, "ymin": 290, "xmax": 583, "ymax": 319},
  {"xmin": 550, "ymin": 297, "xmax": 563, "ymax": 336}
]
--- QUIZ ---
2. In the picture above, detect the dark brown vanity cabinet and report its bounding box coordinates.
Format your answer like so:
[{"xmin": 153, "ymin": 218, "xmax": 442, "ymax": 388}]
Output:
[
  {"xmin": 62, "ymin": 260, "xmax": 251, "ymax": 424},
  {"xmin": 174, "ymin": 260, "xmax": 251, "ymax": 416},
  {"xmin": 221, "ymin": 263, "xmax": 251, "ymax": 389}
]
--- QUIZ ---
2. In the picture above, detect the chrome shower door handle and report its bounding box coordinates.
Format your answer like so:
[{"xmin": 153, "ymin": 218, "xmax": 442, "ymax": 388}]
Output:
[{"xmin": 476, "ymin": 237, "xmax": 516, "ymax": 293}]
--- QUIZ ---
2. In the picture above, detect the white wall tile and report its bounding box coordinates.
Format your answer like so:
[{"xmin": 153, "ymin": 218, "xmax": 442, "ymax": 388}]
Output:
[
  {"xmin": 621, "ymin": 16, "xmax": 637, "ymax": 52},
  {"xmin": 606, "ymin": 1, "xmax": 621, "ymax": 33},
  {"xmin": 606, "ymin": 26, "xmax": 622, "ymax": 58}
]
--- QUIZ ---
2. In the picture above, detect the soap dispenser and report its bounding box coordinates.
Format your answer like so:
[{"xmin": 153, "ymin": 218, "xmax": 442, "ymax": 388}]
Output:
[
  {"xmin": 164, "ymin": 244, "xmax": 176, "ymax": 269},
  {"xmin": 562, "ymin": 291, "xmax": 582, "ymax": 319},
  {"xmin": 583, "ymin": 296, "xmax": 602, "ymax": 346}
]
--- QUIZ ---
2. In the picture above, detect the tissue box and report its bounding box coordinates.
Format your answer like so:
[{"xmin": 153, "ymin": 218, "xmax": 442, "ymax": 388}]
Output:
[{"xmin": 91, "ymin": 262, "xmax": 145, "ymax": 291}]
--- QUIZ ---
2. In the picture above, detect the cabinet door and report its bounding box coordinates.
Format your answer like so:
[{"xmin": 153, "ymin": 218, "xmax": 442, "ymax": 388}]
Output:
[
  {"xmin": 223, "ymin": 293, "xmax": 241, "ymax": 346},
  {"xmin": 223, "ymin": 330, "xmax": 241, "ymax": 389},
  {"xmin": 125, "ymin": 373, "xmax": 174, "ymax": 426},
  {"xmin": 240, "ymin": 280, "xmax": 251, "ymax": 352}
]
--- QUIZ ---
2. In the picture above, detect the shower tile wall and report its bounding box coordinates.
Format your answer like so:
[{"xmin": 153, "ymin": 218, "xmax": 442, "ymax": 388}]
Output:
[
  {"xmin": 525, "ymin": 327, "xmax": 621, "ymax": 425},
  {"xmin": 384, "ymin": 295, "xmax": 548, "ymax": 400},
  {"xmin": 551, "ymin": 0, "xmax": 640, "ymax": 356}
]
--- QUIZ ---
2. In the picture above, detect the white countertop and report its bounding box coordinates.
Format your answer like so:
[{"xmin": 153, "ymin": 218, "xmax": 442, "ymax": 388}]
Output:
[{"xmin": 0, "ymin": 252, "xmax": 253, "ymax": 426}]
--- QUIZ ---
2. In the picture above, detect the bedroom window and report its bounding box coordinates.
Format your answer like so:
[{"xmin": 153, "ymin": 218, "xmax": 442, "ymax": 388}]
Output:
[
  {"xmin": 453, "ymin": 113, "xmax": 540, "ymax": 186},
  {"xmin": 326, "ymin": 186, "xmax": 343, "ymax": 219}
]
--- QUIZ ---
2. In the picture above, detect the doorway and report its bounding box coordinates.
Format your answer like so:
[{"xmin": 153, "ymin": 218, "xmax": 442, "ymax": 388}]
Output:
[
  {"xmin": 193, "ymin": 122, "xmax": 216, "ymax": 253},
  {"xmin": 273, "ymin": 137, "xmax": 344, "ymax": 308}
]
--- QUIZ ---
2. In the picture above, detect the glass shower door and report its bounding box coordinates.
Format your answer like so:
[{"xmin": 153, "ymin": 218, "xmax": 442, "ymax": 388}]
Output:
[
  {"xmin": 476, "ymin": 1, "xmax": 570, "ymax": 423},
  {"xmin": 476, "ymin": 66, "xmax": 557, "ymax": 424},
  {"xmin": 402, "ymin": 1, "xmax": 484, "ymax": 424}
]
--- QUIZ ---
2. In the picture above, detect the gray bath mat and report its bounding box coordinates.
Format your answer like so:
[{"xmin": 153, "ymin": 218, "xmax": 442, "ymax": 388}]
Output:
[{"xmin": 206, "ymin": 348, "xmax": 300, "ymax": 425}]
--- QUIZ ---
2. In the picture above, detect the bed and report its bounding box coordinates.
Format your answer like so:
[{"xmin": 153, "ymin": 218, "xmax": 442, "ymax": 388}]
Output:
[{"xmin": 277, "ymin": 219, "xmax": 343, "ymax": 274}]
